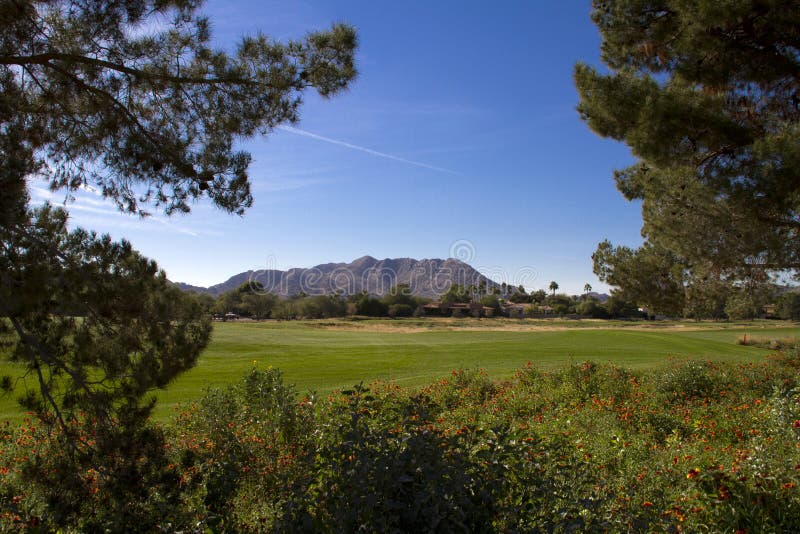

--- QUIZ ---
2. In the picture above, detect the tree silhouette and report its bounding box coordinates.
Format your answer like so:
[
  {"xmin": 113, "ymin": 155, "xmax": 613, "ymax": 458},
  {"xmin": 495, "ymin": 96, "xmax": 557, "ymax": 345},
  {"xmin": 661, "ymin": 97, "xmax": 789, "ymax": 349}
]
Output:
[{"xmin": 549, "ymin": 281, "xmax": 559, "ymax": 296}]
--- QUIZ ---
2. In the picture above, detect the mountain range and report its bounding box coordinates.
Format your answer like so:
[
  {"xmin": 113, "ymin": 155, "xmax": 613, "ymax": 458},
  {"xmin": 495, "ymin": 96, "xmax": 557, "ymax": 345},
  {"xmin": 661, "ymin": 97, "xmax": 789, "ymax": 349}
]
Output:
[{"xmin": 176, "ymin": 256, "xmax": 500, "ymax": 298}]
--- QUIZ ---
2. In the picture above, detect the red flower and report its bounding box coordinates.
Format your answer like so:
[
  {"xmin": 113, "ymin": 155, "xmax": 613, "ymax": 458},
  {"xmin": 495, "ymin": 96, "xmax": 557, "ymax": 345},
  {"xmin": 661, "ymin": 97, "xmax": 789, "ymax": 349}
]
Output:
[{"xmin": 687, "ymin": 468, "xmax": 701, "ymax": 479}]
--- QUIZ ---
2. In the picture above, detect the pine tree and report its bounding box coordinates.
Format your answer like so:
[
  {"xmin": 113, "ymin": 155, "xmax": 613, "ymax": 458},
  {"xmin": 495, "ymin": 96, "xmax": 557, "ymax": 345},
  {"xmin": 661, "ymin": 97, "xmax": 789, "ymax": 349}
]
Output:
[
  {"xmin": 576, "ymin": 0, "xmax": 800, "ymax": 299},
  {"xmin": 0, "ymin": 1, "xmax": 356, "ymax": 528}
]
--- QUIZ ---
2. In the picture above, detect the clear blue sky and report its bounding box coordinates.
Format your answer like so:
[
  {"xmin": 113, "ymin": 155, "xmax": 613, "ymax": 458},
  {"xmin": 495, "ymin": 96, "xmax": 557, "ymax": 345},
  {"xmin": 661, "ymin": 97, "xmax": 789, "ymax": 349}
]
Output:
[{"xmin": 34, "ymin": 0, "xmax": 644, "ymax": 295}]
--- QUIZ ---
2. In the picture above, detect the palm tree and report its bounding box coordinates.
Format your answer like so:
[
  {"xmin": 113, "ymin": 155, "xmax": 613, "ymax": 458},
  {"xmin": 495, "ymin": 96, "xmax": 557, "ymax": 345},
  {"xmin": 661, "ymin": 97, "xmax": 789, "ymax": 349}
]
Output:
[
  {"xmin": 583, "ymin": 283, "xmax": 592, "ymax": 300},
  {"xmin": 549, "ymin": 281, "xmax": 559, "ymax": 296}
]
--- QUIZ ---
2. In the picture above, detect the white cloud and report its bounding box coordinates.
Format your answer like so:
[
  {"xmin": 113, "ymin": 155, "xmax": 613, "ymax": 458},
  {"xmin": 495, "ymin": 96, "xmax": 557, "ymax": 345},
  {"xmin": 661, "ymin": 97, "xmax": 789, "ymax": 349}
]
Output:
[
  {"xmin": 28, "ymin": 183, "xmax": 215, "ymax": 238},
  {"xmin": 277, "ymin": 125, "xmax": 460, "ymax": 175}
]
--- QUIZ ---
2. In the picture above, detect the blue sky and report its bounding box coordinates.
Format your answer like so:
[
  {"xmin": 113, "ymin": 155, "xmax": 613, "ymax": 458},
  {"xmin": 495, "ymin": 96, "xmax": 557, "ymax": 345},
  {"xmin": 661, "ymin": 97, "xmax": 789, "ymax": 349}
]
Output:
[{"xmin": 34, "ymin": 0, "xmax": 644, "ymax": 295}]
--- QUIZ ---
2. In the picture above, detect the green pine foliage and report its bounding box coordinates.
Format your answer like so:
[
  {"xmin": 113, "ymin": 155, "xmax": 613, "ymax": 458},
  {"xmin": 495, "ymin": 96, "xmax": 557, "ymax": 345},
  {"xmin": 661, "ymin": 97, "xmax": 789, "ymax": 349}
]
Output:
[
  {"xmin": 1, "ymin": 0, "xmax": 357, "ymax": 216},
  {"xmin": 1, "ymin": 1, "xmax": 357, "ymax": 529},
  {"xmin": 0, "ymin": 204, "xmax": 212, "ymax": 530},
  {"xmin": 577, "ymin": 0, "xmax": 800, "ymax": 305}
]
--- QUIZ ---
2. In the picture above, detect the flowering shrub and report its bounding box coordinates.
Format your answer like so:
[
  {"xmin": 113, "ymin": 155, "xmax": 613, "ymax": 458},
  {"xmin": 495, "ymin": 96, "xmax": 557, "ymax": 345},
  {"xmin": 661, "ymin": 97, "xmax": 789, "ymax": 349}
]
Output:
[
  {"xmin": 2, "ymin": 356, "xmax": 800, "ymax": 531},
  {"xmin": 656, "ymin": 360, "xmax": 721, "ymax": 401},
  {"xmin": 278, "ymin": 385, "xmax": 495, "ymax": 531},
  {"xmin": 0, "ymin": 415, "xmax": 191, "ymax": 531},
  {"xmin": 169, "ymin": 367, "xmax": 316, "ymax": 531}
]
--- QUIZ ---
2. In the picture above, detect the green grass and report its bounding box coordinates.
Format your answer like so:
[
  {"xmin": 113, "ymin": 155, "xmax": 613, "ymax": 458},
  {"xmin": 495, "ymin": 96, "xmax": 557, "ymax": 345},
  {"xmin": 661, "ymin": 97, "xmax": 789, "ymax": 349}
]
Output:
[
  {"xmin": 150, "ymin": 320, "xmax": 799, "ymax": 419},
  {"xmin": 2, "ymin": 319, "xmax": 798, "ymax": 421}
]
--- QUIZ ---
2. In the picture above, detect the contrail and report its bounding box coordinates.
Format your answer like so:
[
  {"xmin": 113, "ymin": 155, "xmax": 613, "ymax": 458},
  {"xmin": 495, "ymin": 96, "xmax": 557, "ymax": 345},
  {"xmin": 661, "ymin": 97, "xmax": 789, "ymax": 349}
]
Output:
[
  {"xmin": 277, "ymin": 125, "xmax": 460, "ymax": 175},
  {"xmin": 31, "ymin": 185, "xmax": 201, "ymax": 237}
]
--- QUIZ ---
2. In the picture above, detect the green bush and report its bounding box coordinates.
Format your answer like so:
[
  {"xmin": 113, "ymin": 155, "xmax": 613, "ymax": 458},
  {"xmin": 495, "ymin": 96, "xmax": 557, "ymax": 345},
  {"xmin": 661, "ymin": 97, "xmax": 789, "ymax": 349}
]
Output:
[
  {"xmin": 576, "ymin": 299, "xmax": 610, "ymax": 318},
  {"xmin": 170, "ymin": 367, "xmax": 315, "ymax": 531},
  {"xmin": 5, "ymin": 353, "xmax": 800, "ymax": 531},
  {"xmin": 655, "ymin": 361, "xmax": 720, "ymax": 401},
  {"xmin": 387, "ymin": 303, "xmax": 414, "ymax": 317},
  {"xmin": 777, "ymin": 292, "xmax": 800, "ymax": 320},
  {"xmin": 356, "ymin": 295, "xmax": 388, "ymax": 317},
  {"xmin": 278, "ymin": 387, "xmax": 495, "ymax": 531}
]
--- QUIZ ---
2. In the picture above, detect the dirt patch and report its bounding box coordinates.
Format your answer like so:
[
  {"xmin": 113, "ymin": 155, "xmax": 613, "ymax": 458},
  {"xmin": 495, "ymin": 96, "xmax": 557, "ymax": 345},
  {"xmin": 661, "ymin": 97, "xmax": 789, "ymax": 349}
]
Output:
[
  {"xmin": 301, "ymin": 318, "xmax": 787, "ymax": 334},
  {"xmin": 238, "ymin": 318, "xmax": 800, "ymax": 334}
]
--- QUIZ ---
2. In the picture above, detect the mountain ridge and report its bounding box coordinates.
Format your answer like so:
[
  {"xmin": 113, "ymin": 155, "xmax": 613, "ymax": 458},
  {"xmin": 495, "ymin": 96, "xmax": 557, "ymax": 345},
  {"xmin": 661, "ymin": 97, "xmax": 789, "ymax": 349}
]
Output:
[{"xmin": 176, "ymin": 256, "xmax": 500, "ymax": 298}]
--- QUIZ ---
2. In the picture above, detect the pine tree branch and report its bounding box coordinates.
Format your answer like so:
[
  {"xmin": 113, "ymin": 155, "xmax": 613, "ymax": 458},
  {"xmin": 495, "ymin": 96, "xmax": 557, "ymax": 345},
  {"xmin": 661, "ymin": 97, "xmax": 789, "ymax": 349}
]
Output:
[
  {"xmin": 694, "ymin": 145, "xmax": 736, "ymax": 168},
  {"xmin": 43, "ymin": 61, "xmax": 167, "ymax": 151},
  {"xmin": 0, "ymin": 52, "xmax": 294, "ymax": 87},
  {"xmin": 755, "ymin": 213, "xmax": 800, "ymax": 230},
  {"xmin": 0, "ymin": 309, "xmax": 88, "ymax": 459}
]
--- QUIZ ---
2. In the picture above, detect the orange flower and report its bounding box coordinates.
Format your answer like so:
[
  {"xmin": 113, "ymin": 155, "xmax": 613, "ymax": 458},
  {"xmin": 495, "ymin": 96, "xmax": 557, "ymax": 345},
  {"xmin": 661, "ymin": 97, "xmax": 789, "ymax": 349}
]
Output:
[
  {"xmin": 642, "ymin": 501, "xmax": 654, "ymax": 508},
  {"xmin": 687, "ymin": 468, "xmax": 701, "ymax": 479}
]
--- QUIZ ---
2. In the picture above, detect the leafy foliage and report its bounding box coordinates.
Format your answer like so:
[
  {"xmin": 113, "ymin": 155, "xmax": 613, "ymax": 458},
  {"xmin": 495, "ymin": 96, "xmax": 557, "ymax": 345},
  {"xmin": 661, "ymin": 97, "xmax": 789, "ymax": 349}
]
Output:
[
  {"xmin": 0, "ymin": 1, "xmax": 358, "ymax": 528},
  {"xmin": 576, "ymin": 298, "xmax": 610, "ymax": 318},
  {"xmin": 354, "ymin": 294, "xmax": 389, "ymax": 317},
  {"xmin": 1, "ymin": 0, "xmax": 357, "ymax": 216},
  {"xmin": 1, "ymin": 205, "xmax": 211, "ymax": 417},
  {"xmin": 440, "ymin": 283, "xmax": 473, "ymax": 305},
  {"xmin": 6, "ymin": 353, "xmax": 799, "ymax": 530},
  {"xmin": 777, "ymin": 292, "xmax": 800, "ymax": 320},
  {"xmin": 577, "ymin": 0, "xmax": 800, "ymax": 299},
  {"xmin": 593, "ymin": 240, "xmax": 686, "ymax": 316},
  {"xmin": 279, "ymin": 384, "xmax": 498, "ymax": 531},
  {"xmin": 0, "ymin": 204, "xmax": 211, "ymax": 530},
  {"xmin": 172, "ymin": 367, "xmax": 316, "ymax": 530}
]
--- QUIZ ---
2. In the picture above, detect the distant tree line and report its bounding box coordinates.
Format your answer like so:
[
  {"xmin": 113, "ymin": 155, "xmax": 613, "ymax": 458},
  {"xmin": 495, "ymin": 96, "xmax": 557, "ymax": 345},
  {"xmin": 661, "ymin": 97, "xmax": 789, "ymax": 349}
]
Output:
[
  {"xmin": 194, "ymin": 283, "xmax": 431, "ymax": 319},
  {"xmin": 191, "ymin": 281, "xmax": 628, "ymax": 320},
  {"xmin": 190, "ymin": 278, "xmax": 800, "ymax": 322}
]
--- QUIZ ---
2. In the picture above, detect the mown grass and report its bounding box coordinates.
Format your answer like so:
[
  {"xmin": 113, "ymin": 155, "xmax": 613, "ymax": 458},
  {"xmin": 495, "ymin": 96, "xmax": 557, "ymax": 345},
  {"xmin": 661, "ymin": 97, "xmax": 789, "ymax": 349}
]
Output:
[
  {"xmin": 1, "ymin": 319, "xmax": 798, "ymax": 421},
  {"xmin": 150, "ymin": 319, "xmax": 798, "ymax": 420}
]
